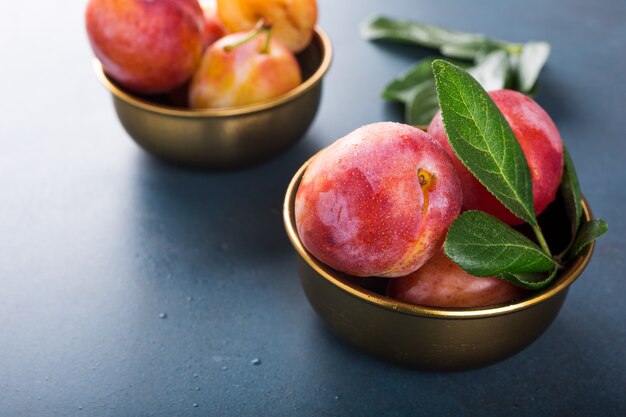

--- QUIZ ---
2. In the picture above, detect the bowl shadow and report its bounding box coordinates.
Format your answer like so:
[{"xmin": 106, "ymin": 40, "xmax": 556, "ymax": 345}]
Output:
[
  {"xmin": 301, "ymin": 309, "xmax": 622, "ymax": 415},
  {"xmin": 127, "ymin": 134, "xmax": 322, "ymax": 279}
]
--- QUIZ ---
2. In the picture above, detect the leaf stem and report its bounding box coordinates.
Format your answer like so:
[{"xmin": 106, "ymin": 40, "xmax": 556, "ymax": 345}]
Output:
[
  {"xmin": 503, "ymin": 42, "xmax": 523, "ymax": 55},
  {"xmin": 532, "ymin": 223, "xmax": 552, "ymax": 258},
  {"xmin": 556, "ymin": 240, "xmax": 574, "ymax": 262}
]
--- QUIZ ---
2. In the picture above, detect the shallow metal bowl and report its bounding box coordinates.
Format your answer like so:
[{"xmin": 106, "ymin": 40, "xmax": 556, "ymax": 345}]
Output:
[
  {"xmin": 94, "ymin": 27, "xmax": 332, "ymax": 169},
  {"xmin": 284, "ymin": 158, "xmax": 594, "ymax": 370}
]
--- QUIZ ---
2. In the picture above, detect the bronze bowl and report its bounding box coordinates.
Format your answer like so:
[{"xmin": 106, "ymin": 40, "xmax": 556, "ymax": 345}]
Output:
[
  {"xmin": 94, "ymin": 27, "xmax": 332, "ymax": 169},
  {"xmin": 284, "ymin": 158, "xmax": 594, "ymax": 371}
]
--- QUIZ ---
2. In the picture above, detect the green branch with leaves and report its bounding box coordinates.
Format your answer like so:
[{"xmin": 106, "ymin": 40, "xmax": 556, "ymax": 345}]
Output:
[
  {"xmin": 432, "ymin": 60, "xmax": 607, "ymax": 289},
  {"xmin": 361, "ymin": 16, "xmax": 550, "ymax": 125}
]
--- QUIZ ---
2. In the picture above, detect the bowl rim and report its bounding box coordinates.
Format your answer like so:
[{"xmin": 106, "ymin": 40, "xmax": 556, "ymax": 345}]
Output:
[
  {"xmin": 283, "ymin": 156, "xmax": 595, "ymax": 319},
  {"xmin": 93, "ymin": 26, "xmax": 333, "ymax": 118}
]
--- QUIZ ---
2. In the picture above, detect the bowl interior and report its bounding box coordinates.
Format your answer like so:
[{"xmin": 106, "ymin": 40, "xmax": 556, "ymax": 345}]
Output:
[
  {"xmin": 284, "ymin": 159, "xmax": 595, "ymax": 319},
  {"xmin": 96, "ymin": 27, "xmax": 331, "ymax": 115}
]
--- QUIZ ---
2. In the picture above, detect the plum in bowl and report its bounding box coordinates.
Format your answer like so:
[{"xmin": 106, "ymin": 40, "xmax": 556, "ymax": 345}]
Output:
[
  {"xmin": 94, "ymin": 27, "xmax": 332, "ymax": 169},
  {"xmin": 283, "ymin": 156, "xmax": 595, "ymax": 371}
]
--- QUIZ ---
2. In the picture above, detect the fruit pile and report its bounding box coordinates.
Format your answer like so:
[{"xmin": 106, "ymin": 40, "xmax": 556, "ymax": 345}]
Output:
[
  {"xmin": 85, "ymin": 0, "xmax": 317, "ymax": 109},
  {"xmin": 295, "ymin": 85, "xmax": 570, "ymax": 308}
]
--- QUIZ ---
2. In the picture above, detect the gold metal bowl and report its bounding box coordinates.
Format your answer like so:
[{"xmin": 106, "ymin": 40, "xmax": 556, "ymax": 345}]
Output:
[
  {"xmin": 284, "ymin": 158, "xmax": 595, "ymax": 371},
  {"xmin": 94, "ymin": 27, "xmax": 332, "ymax": 169}
]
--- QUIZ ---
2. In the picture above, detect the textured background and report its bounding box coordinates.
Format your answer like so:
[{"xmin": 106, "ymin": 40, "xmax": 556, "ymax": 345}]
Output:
[{"xmin": 0, "ymin": 0, "xmax": 624, "ymax": 416}]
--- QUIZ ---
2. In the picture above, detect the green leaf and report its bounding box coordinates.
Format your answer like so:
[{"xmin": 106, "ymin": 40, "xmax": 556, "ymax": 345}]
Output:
[
  {"xmin": 363, "ymin": 16, "xmax": 551, "ymax": 100},
  {"xmin": 380, "ymin": 58, "xmax": 440, "ymax": 126},
  {"xmin": 440, "ymin": 41, "xmax": 489, "ymax": 60},
  {"xmin": 498, "ymin": 267, "xmax": 558, "ymax": 290},
  {"xmin": 405, "ymin": 80, "xmax": 439, "ymax": 126},
  {"xmin": 516, "ymin": 42, "xmax": 550, "ymax": 94},
  {"xmin": 383, "ymin": 58, "xmax": 470, "ymax": 126},
  {"xmin": 560, "ymin": 147, "xmax": 583, "ymax": 238},
  {"xmin": 383, "ymin": 55, "xmax": 514, "ymax": 126},
  {"xmin": 468, "ymin": 50, "xmax": 511, "ymax": 91},
  {"xmin": 361, "ymin": 16, "xmax": 492, "ymax": 59},
  {"xmin": 382, "ymin": 58, "xmax": 437, "ymax": 102},
  {"xmin": 432, "ymin": 59, "xmax": 538, "ymax": 226},
  {"xmin": 568, "ymin": 219, "xmax": 608, "ymax": 259},
  {"xmin": 444, "ymin": 211, "xmax": 556, "ymax": 278}
]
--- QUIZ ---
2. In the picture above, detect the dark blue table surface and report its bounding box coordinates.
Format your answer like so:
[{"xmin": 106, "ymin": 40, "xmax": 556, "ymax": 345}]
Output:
[{"xmin": 1, "ymin": 1, "xmax": 625, "ymax": 416}]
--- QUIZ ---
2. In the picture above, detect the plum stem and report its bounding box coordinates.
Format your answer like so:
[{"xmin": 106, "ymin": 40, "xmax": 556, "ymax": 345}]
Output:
[
  {"xmin": 260, "ymin": 22, "xmax": 273, "ymax": 54},
  {"xmin": 223, "ymin": 19, "xmax": 272, "ymax": 53}
]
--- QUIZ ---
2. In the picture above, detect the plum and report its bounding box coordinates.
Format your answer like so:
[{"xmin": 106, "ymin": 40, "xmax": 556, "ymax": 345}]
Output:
[
  {"xmin": 86, "ymin": 0, "xmax": 205, "ymax": 94},
  {"xmin": 387, "ymin": 250, "xmax": 527, "ymax": 308},
  {"xmin": 295, "ymin": 122, "xmax": 462, "ymax": 278},
  {"xmin": 216, "ymin": 0, "xmax": 317, "ymax": 52},
  {"xmin": 188, "ymin": 22, "xmax": 302, "ymax": 109},
  {"xmin": 428, "ymin": 89, "xmax": 564, "ymax": 225},
  {"xmin": 200, "ymin": 0, "xmax": 227, "ymax": 48}
]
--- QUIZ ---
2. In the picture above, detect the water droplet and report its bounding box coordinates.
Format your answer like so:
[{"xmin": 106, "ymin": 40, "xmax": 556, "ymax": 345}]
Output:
[
  {"xmin": 78, "ymin": 406, "xmax": 83, "ymax": 410},
  {"xmin": 193, "ymin": 373, "xmax": 199, "ymax": 378},
  {"xmin": 195, "ymin": 386, "xmax": 201, "ymax": 391},
  {"xmin": 221, "ymin": 366, "xmax": 228, "ymax": 371},
  {"xmin": 159, "ymin": 313, "xmax": 167, "ymax": 319},
  {"xmin": 193, "ymin": 403, "xmax": 199, "ymax": 408},
  {"xmin": 250, "ymin": 358, "xmax": 261, "ymax": 366}
]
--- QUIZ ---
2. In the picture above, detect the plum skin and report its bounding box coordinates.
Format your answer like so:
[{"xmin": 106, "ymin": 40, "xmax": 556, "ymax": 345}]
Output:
[
  {"xmin": 428, "ymin": 89, "xmax": 564, "ymax": 225},
  {"xmin": 387, "ymin": 250, "xmax": 528, "ymax": 308},
  {"xmin": 295, "ymin": 122, "xmax": 462, "ymax": 278},
  {"xmin": 86, "ymin": 0, "xmax": 205, "ymax": 94},
  {"xmin": 200, "ymin": 3, "xmax": 227, "ymax": 49},
  {"xmin": 216, "ymin": 0, "xmax": 317, "ymax": 53},
  {"xmin": 188, "ymin": 31, "xmax": 302, "ymax": 109}
]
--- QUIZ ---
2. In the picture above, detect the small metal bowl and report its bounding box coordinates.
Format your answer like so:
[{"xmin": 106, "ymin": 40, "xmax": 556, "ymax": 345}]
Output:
[
  {"xmin": 94, "ymin": 27, "xmax": 332, "ymax": 169},
  {"xmin": 284, "ymin": 158, "xmax": 595, "ymax": 371}
]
